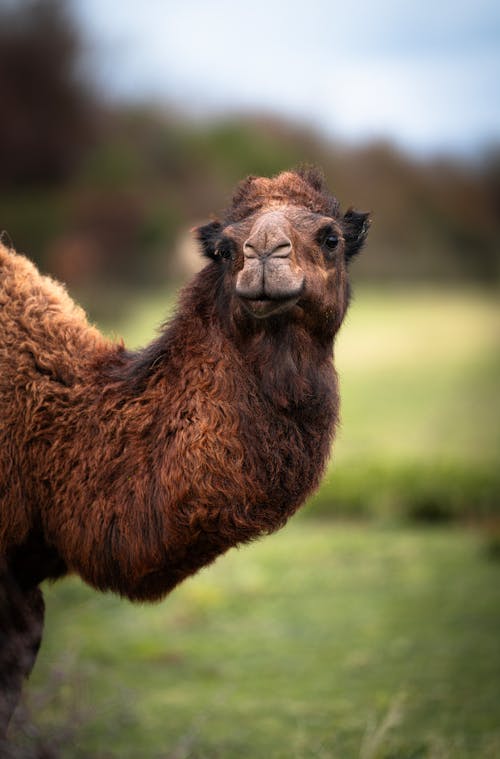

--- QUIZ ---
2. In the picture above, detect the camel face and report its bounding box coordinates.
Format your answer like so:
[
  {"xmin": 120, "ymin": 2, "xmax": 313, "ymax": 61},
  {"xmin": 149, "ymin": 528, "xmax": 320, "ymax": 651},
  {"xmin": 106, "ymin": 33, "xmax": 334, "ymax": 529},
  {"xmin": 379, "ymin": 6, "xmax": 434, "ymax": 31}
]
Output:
[
  {"xmin": 230, "ymin": 204, "xmax": 347, "ymax": 321},
  {"xmin": 196, "ymin": 169, "xmax": 369, "ymax": 334}
]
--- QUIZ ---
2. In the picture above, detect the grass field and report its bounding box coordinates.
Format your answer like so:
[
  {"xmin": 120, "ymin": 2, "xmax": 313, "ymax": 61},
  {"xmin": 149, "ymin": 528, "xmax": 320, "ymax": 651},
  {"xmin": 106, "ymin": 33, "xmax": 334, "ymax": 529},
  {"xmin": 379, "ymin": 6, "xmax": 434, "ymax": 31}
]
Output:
[
  {"xmin": 16, "ymin": 524, "xmax": 500, "ymax": 758},
  {"xmin": 335, "ymin": 287, "xmax": 499, "ymax": 467},
  {"xmin": 10, "ymin": 285, "xmax": 500, "ymax": 758}
]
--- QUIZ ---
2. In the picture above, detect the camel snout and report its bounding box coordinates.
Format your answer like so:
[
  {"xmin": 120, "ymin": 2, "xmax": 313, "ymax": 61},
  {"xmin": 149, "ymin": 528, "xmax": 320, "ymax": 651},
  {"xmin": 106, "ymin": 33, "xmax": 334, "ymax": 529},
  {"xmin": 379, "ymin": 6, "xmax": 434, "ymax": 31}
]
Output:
[
  {"xmin": 243, "ymin": 237, "xmax": 292, "ymax": 260},
  {"xmin": 242, "ymin": 209, "xmax": 294, "ymax": 261},
  {"xmin": 236, "ymin": 255, "xmax": 304, "ymax": 297}
]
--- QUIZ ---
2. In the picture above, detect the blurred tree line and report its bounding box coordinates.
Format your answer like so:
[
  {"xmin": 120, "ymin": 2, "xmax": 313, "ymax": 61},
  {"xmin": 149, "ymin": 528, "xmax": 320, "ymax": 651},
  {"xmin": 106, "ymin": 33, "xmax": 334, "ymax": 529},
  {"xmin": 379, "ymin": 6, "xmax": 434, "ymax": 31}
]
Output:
[{"xmin": 0, "ymin": 0, "xmax": 499, "ymax": 298}]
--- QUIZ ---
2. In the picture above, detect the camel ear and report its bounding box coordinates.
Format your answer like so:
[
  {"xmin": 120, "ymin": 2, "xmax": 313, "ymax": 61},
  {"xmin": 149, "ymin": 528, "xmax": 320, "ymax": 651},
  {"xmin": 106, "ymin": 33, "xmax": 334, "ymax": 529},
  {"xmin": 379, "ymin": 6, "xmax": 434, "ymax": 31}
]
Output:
[
  {"xmin": 195, "ymin": 220, "xmax": 222, "ymax": 260},
  {"xmin": 342, "ymin": 209, "xmax": 370, "ymax": 261}
]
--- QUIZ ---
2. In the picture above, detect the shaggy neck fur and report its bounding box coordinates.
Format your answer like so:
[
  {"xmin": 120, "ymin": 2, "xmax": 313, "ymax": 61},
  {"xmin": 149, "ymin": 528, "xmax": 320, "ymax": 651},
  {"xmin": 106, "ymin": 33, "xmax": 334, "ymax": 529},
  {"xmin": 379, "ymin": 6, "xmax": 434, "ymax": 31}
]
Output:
[
  {"xmin": 2, "ymin": 259, "xmax": 338, "ymax": 604},
  {"xmin": 82, "ymin": 268, "xmax": 338, "ymax": 600}
]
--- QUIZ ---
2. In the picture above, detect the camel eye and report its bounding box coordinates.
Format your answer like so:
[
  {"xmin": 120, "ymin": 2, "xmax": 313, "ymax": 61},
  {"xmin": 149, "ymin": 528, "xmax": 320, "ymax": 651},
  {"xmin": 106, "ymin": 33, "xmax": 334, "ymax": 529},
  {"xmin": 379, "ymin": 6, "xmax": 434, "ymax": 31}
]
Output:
[
  {"xmin": 215, "ymin": 240, "xmax": 234, "ymax": 260},
  {"xmin": 318, "ymin": 226, "xmax": 339, "ymax": 259},
  {"xmin": 323, "ymin": 233, "xmax": 338, "ymax": 251}
]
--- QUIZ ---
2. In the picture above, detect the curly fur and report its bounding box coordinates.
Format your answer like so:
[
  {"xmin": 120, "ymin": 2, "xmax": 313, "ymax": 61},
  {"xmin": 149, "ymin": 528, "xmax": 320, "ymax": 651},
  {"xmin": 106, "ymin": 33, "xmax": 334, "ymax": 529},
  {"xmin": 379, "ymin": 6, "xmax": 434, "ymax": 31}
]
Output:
[{"xmin": 0, "ymin": 169, "xmax": 369, "ymax": 734}]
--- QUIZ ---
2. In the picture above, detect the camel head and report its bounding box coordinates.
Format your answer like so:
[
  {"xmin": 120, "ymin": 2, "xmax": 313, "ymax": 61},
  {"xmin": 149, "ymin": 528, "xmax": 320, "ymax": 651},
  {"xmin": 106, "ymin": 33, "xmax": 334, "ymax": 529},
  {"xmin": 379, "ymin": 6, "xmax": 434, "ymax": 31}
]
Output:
[{"xmin": 196, "ymin": 168, "xmax": 369, "ymax": 339}]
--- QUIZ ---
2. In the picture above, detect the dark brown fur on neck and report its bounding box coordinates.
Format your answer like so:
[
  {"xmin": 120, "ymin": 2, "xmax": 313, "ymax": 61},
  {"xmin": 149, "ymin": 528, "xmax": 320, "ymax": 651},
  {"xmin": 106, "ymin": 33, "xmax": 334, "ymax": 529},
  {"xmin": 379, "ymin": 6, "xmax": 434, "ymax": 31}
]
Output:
[{"xmin": 0, "ymin": 168, "xmax": 369, "ymax": 733}]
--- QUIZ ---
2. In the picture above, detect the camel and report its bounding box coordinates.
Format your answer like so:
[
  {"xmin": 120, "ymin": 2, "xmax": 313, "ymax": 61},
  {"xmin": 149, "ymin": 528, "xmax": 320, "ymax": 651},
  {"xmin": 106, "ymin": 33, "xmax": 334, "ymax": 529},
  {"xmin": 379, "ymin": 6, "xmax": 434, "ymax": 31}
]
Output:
[{"xmin": 0, "ymin": 168, "xmax": 369, "ymax": 737}]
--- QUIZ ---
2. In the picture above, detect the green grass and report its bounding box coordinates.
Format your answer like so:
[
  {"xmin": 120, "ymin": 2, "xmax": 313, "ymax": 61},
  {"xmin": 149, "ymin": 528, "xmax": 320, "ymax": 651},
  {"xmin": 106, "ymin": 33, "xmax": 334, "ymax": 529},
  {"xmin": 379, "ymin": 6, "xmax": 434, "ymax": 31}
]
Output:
[
  {"xmin": 14, "ymin": 523, "xmax": 500, "ymax": 758},
  {"xmin": 10, "ymin": 285, "xmax": 500, "ymax": 757},
  {"xmin": 334, "ymin": 287, "xmax": 500, "ymax": 467}
]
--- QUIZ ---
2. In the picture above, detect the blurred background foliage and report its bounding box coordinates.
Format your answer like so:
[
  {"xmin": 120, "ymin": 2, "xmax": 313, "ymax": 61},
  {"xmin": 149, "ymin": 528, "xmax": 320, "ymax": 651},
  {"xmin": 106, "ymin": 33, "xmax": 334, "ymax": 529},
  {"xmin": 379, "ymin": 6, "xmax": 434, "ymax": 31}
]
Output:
[
  {"xmin": 0, "ymin": 0, "xmax": 499, "ymax": 300},
  {"xmin": 1, "ymin": 0, "xmax": 498, "ymax": 526},
  {"xmin": 1, "ymin": 2, "xmax": 500, "ymax": 757}
]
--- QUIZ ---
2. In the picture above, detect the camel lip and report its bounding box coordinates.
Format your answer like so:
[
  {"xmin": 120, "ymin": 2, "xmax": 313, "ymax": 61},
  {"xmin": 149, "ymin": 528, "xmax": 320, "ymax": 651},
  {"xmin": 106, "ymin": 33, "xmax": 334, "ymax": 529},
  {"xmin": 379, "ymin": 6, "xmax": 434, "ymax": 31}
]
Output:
[{"xmin": 237, "ymin": 293, "xmax": 300, "ymax": 319}]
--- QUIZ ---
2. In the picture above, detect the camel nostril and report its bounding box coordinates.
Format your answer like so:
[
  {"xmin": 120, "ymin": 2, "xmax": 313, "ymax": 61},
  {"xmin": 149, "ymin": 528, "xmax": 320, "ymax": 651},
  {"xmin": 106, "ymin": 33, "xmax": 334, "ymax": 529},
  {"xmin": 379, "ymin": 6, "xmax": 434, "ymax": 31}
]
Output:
[
  {"xmin": 243, "ymin": 241, "xmax": 257, "ymax": 258},
  {"xmin": 243, "ymin": 238, "xmax": 292, "ymax": 259},
  {"xmin": 268, "ymin": 240, "xmax": 292, "ymax": 258}
]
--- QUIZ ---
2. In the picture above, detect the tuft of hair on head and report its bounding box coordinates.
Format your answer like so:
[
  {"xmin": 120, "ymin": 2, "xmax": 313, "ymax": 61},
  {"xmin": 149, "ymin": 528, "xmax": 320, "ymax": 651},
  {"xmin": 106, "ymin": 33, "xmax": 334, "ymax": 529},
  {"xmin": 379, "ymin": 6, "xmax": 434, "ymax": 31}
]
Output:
[
  {"xmin": 295, "ymin": 164, "xmax": 326, "ymax": 193},
  {"xmin": 229, "ymin": 175, "xmax": 258, "ymax": 212},
  {"xmin": 224, "ymin": 167, "xmax": 340, "ymax": 224}
]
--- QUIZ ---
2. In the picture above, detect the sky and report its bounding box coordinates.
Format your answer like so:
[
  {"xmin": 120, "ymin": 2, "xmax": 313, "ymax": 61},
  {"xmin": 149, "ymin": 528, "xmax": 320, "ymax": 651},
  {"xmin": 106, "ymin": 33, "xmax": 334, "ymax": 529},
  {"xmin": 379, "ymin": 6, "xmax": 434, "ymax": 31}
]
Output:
[{"xmin": 72, "ymin": 0, "xmax": 500, "ymax": 157}]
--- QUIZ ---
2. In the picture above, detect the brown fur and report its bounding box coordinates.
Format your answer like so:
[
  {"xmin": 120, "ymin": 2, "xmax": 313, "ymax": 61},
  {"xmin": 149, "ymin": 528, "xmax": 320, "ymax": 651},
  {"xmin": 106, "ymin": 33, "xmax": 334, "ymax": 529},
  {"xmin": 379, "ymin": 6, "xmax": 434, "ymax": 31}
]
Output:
[{"xmin": 0, "ymin": 169, "xmax": 369, "ymax": 732}]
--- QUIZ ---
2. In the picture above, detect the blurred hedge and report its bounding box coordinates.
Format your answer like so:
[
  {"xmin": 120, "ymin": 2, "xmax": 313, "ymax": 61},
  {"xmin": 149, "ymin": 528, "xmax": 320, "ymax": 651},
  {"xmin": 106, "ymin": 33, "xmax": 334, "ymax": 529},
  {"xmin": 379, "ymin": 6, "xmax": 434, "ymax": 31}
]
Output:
[{"xmin": 306, "ymin": 461, "xmax": 500, "ymax": 523}]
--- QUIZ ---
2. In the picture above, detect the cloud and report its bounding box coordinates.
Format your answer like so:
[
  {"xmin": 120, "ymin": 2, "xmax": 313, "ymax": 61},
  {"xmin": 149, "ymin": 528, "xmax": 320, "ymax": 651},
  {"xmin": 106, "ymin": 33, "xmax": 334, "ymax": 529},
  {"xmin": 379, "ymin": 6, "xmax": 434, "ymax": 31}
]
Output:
[{"xmin": 73, "ymin": 0, "xmax": 500, "ymax": 154}]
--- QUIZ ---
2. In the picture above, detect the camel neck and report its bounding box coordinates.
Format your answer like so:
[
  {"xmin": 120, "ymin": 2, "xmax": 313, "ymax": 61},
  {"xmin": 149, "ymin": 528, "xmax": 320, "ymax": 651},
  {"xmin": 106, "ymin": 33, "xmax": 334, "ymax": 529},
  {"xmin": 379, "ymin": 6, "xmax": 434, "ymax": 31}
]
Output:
[{"xmin": 105, "ymin": 270, "xmax": 336, "ymax": 419}]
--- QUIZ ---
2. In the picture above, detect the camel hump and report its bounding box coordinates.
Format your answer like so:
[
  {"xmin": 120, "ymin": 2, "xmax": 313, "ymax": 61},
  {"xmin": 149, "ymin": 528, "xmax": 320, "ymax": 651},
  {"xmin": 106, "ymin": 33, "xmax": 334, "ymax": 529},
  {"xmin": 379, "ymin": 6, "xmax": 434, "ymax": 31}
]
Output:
[{"xmin": 0, "ymin": 242, "xmax": 111, "ymax": 376}]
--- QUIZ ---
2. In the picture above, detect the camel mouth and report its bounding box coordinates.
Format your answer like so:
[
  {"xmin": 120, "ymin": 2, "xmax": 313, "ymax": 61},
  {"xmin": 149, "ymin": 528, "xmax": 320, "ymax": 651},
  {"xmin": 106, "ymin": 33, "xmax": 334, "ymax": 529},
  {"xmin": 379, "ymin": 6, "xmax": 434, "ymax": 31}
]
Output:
[{"xmin": 238, "ymin": 294, "xmax": 300, "ymax": 319}]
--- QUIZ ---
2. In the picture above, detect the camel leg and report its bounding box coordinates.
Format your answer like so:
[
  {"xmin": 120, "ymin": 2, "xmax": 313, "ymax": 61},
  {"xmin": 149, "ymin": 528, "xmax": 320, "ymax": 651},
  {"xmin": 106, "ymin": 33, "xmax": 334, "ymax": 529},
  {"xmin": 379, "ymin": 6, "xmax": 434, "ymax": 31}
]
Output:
[{"xmin": 0, "ymin": 571, "xmax": 44, "ymax": 741}]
